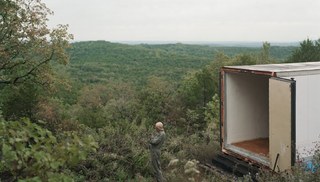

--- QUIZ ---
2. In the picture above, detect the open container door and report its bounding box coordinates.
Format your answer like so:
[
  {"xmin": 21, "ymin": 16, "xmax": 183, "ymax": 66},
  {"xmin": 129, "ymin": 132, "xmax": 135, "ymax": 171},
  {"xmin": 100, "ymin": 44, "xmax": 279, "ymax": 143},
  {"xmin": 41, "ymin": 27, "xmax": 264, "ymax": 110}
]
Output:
[{"xmin": 269, "ymin": 77, "xmax": 296, "ymax": 172}]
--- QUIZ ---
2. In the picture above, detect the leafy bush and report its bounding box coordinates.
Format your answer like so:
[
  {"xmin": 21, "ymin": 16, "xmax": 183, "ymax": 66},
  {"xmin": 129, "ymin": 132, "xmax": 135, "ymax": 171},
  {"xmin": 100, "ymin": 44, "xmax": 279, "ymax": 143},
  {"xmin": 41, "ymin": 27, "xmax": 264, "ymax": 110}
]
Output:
[
  {"xmin": 74, "ymin": 121, "xmax": 152, "ymax": 181},
  {"xmin": 0, "ymin": 118, "xmax": 97, "ymax": 181}
]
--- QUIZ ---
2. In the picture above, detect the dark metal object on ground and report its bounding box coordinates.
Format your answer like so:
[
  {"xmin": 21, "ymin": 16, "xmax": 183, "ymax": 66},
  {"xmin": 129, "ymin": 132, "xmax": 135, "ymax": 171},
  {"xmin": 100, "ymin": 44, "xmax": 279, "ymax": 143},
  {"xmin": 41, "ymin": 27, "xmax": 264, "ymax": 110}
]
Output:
[{"xmin": 212, "ymin": 153, "xmax": 260, "ymax": 180}]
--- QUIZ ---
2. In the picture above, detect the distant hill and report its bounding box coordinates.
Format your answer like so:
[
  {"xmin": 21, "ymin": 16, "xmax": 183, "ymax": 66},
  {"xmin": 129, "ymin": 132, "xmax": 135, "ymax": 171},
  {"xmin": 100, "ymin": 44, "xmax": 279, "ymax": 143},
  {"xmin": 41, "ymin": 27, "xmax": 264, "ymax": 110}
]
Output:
[
  {"xmin": 67, "ymin": 41, "xmax": 297, "ymax": 85},
  {"xmin": 118, "ymin": 41, "xmax": 300, "ymax": 47}
]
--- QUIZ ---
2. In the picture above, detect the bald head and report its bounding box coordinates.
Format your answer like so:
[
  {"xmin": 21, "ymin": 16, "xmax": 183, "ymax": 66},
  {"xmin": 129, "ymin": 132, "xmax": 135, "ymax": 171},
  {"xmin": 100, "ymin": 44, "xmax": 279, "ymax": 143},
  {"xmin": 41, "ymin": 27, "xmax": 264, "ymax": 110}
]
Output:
[{"xmin": 155, "ymin": 122, "xmax": 164, "ymax": 131}]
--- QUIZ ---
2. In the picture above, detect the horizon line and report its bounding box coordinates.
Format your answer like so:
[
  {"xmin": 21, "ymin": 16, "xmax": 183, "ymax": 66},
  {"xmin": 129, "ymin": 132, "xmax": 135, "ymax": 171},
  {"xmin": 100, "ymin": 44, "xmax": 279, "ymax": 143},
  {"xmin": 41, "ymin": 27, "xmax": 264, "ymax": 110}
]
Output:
[{"xmin": 70, "ymin": 40, "xmax": 301, "ymax": 47}]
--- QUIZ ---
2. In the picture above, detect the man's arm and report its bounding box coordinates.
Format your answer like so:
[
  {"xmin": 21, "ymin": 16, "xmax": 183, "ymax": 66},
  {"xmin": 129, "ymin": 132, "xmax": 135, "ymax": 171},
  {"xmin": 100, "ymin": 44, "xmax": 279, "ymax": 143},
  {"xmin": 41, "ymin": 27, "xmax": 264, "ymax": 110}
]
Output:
[{"xmin": 150, "ymin": 133, "xmax": 164, "ymax": 145}]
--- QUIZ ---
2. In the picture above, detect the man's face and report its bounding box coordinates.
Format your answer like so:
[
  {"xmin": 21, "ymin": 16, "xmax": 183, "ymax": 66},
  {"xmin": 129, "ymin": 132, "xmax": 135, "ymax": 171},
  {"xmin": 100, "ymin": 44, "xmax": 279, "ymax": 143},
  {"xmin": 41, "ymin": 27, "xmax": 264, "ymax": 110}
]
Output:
[{"xmin": 155, "ymin": 126, "xmax": 160, "ymax": 132}]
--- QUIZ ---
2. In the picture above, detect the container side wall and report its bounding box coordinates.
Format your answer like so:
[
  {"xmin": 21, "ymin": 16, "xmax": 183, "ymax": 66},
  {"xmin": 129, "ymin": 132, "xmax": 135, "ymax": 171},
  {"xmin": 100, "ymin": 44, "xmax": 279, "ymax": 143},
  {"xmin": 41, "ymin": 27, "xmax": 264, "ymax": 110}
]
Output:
[
  {"xmin": 283, "ymin": 74, "xmax": 320, "ymax": 159},
  {"xmin": 225, "ymin": 72, "xmax": 269, "ymax": 144}
]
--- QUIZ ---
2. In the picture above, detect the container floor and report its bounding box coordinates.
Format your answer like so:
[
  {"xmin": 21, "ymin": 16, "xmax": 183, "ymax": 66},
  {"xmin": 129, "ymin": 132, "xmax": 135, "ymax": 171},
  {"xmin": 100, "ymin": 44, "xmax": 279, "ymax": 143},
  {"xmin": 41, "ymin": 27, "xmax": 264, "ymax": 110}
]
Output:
[{"xmin": 232, "ymin": 138, "xmax": 269, "ymax": 157}]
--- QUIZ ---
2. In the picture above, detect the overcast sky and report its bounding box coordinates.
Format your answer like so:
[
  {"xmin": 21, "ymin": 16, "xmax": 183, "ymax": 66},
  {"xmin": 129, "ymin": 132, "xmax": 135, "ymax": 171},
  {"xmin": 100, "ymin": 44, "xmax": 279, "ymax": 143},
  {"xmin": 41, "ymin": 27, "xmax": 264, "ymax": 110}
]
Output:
[{"xmin": 43, "ymin": 0, "xmax": 320, "ymax": 42}]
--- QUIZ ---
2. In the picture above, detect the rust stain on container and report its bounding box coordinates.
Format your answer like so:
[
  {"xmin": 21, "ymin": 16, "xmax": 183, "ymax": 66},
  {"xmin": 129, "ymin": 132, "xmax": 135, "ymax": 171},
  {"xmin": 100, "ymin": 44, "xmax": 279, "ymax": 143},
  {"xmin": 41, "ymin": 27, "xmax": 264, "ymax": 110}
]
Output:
[{"xmin": 222, "ymin": 67, "xmax": 274, "ymax": 76}]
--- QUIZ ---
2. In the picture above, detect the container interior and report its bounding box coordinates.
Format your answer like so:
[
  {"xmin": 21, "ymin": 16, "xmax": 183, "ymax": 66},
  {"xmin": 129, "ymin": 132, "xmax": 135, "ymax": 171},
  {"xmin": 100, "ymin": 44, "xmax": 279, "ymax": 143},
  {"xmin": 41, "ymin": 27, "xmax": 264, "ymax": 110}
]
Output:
[{"xmin": 224, "ymin": 72, "xmax": 270, "ymax": 162}]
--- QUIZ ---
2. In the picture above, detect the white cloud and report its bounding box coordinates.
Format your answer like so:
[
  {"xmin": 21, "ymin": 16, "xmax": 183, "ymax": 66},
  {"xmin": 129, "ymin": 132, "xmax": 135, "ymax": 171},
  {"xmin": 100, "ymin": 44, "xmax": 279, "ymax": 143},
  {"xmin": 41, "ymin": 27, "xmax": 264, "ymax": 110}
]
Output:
[{"xmin": 43, "ymin": 0, "xmax": 320, "ymax": 41}]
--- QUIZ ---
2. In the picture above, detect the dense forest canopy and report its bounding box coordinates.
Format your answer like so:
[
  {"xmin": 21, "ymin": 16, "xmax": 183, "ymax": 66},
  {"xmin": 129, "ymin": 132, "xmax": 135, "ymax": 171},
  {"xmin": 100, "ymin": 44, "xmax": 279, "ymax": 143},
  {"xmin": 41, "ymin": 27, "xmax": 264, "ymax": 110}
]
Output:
[
  {"xmin": 1, "ymin": 0, "xmax": 320, "ymax": 181},
  {"xmin": 67, "ymin": 41, "xmax": 296, "ymax": 86}
]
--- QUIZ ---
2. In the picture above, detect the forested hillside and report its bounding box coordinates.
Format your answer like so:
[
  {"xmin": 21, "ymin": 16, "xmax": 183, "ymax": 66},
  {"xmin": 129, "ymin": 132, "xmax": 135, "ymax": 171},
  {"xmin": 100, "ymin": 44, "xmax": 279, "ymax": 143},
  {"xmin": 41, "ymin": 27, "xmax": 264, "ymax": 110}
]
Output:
[{"xmin": 67, "ymin": 41, "xmax": 296, "ymax": 85}]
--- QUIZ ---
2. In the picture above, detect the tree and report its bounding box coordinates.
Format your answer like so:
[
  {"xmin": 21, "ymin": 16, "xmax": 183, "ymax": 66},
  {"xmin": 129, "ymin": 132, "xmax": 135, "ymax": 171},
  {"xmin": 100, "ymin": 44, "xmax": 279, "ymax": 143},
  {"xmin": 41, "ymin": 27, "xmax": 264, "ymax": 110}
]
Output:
[
  {"xmin": 288, "ymin": 38, "xmax": 320, "ymax": 63},
  {"xmin": 0, "ymin": 82, "xmax": 40, "ymax": 120},
  {"xmin": 233, "ymin": 53, "xmax": 257, "ymax": 66},
  {"xmin": 0, "ymin": 0, "xmax": 73, "ymax": 85},
  {"xmin": 140, "ymin": 76, "xmax": 175, "ymax": 124},
  {"xmin": 259, "ymin": 41, "xmax": 271, "ymax": 64},
  {"xmin": 179, "ymin": 67, "xmax": 215, "ymax": 110}
]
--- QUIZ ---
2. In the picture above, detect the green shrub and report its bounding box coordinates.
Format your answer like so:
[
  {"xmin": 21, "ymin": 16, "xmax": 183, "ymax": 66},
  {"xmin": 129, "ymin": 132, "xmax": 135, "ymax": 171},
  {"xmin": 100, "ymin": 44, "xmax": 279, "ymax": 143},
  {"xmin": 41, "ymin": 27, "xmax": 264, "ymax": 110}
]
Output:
[
  {"xmin": 75, "ymin": 121, "xmax": 152, "ymax": 181},
  {"xmin": 0, "ymin": 118, "xmax": 97, "ymax": 181}
]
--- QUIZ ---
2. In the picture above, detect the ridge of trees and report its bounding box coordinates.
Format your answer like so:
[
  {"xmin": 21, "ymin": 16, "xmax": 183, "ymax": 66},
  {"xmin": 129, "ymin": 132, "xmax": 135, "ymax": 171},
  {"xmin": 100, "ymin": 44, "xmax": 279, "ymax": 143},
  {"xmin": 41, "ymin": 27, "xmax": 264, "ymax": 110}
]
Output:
[{"xmin": 67, "ymin": 41, "xmax": 296, "ymax": 86}]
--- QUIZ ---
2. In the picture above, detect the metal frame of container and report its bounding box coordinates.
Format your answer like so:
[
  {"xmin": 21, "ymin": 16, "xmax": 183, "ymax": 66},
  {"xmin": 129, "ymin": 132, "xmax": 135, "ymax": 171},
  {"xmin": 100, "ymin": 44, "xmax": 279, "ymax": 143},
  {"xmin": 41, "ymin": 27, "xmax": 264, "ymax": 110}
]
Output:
[{"xmin": 220, "ymin": 62, "xmax": 320, "ymax": 171}]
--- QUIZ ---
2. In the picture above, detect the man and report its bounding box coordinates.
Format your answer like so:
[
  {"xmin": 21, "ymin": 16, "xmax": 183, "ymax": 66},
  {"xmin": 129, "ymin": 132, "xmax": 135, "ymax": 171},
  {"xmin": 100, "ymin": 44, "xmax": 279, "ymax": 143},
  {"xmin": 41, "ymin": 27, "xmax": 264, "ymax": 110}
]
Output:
[{"xmin": 149, "ymin": 122, "xmax": 166, "ymax": 182}]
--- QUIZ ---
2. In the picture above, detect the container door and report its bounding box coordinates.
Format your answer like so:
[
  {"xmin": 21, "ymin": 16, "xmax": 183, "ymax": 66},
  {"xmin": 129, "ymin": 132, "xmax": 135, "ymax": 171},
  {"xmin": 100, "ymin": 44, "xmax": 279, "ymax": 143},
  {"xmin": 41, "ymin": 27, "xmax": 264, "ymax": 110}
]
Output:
[{"xmin": 269, "ymin": 77, "xmax": 295, "ymax": 171}]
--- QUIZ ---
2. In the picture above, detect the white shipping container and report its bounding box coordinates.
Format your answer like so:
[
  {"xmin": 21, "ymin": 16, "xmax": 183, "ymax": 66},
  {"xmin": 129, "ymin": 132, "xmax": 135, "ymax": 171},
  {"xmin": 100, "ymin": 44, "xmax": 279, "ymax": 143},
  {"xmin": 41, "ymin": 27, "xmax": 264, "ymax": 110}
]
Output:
[{"xmin": 220, "ymin": 62, "xmax": 320, "ymax": 171}]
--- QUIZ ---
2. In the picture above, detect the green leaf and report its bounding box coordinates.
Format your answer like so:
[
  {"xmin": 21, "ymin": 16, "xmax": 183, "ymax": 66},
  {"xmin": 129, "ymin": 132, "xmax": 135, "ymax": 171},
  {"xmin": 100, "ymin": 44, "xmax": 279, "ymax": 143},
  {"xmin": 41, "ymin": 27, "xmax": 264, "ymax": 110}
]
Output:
[
  {"xmin": 2, "ymin": 143, "xmax": 18, "ymax": 162},
  {"xmin": 49, "ymin": 161, "xmax": 61, "ymax": 170},
  {"xmin": 18, "ymin": 176, "xmax": 42, "ymax": 182}
]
